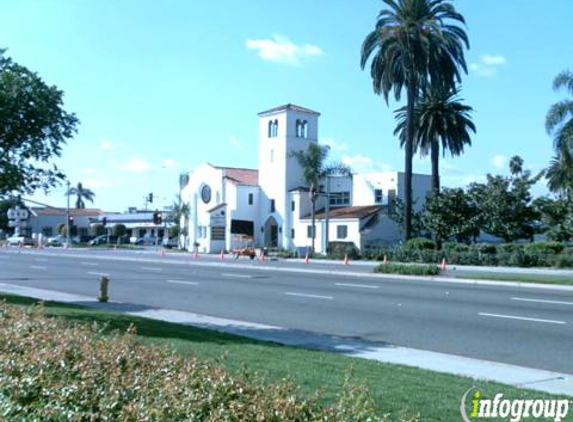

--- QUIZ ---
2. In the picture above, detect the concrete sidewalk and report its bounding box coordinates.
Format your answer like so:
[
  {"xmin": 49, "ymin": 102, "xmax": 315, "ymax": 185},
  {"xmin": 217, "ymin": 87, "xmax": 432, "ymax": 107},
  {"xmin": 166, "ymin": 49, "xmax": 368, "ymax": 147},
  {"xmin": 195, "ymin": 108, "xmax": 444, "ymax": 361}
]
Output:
[{"xmin": 1, "ymin": 281, "xmax": 571, "ymax": 397}]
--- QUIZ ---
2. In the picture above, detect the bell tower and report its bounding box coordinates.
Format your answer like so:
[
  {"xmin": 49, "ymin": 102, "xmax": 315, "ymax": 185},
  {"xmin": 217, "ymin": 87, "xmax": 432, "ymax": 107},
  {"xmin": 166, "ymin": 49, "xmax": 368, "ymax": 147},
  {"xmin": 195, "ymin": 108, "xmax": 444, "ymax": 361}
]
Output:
[{"xmin": 257, "ymin": 104, "xmax": 320, "ymax": 248}]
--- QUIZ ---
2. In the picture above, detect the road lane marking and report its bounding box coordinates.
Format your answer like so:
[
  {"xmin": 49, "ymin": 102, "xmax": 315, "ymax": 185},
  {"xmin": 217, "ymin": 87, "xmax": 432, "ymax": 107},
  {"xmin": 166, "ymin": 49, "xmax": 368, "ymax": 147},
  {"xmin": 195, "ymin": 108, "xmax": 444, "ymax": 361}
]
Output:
[
  {"xmin": 88, "ymin": 271, "xmax": 110, "ymax": 277},
  {"xmin": 30, "ymin": 265, "xmax": 46, "ymax": 270},
  {"xmin": 35, "ymin": 258, "xmax": 48, "ymax": 262},
  {"xmin": 511, "ymin": 297, "xmax": 573, "ymax": 306},
  {"xmin": 141, "ymin": 266, "xmax": 162, "ymax": 271},
  {"xmin": 81, "ymin": 262, "xmax": 98, "ymax": 266},
  {"xmin": 221, "ymin": 273, "xmax": 252, "ymax": 279},
  {"xmin": 167, "ymin": 280, "xmax": 199, "ymax": 286},
  {"xmin": 335, "ymin": 283, "xmax": 379, "ymax": 289},
  {"xmin": 285, "ymin": 292, "xmax": 333, "ymax": 300},
  {"xmin": 478, "ymin": 312, "xmax": 566, "ymax": 325}
]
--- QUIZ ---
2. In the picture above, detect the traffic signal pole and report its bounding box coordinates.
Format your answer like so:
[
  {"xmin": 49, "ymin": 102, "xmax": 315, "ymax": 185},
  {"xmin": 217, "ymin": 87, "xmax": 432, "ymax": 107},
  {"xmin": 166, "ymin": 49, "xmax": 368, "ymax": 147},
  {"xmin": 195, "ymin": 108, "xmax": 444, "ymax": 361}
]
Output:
[{"xmin": 66, "ymin": 180, "xmax": 71, "ymax": 247}]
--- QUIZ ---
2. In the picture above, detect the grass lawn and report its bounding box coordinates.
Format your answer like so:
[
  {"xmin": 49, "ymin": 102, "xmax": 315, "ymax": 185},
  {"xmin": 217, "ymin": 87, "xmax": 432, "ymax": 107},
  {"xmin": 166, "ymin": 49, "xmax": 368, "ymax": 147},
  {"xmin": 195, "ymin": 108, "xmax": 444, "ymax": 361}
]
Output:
[
  {"xmin": 0, "ymin": 293, "xmax": 565, "ymax": 421},
  {"xmin": 449, "ymin": 271, "xmax": 573, "ymax": 285}
]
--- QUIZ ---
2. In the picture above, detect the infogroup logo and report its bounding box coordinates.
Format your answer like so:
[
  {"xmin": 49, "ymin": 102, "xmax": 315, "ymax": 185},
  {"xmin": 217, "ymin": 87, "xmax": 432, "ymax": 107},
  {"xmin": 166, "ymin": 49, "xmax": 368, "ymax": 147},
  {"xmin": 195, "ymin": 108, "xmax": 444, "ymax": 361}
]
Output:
[{"xmin": 460, "ymin": 388, "xmax": 570, "ymax": 422}]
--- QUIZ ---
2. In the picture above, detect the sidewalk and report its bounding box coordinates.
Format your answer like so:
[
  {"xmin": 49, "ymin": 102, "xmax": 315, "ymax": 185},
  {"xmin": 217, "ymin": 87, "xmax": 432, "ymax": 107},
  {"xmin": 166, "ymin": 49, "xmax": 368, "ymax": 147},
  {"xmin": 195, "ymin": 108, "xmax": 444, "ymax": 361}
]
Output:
[{"xmin": 0, "ymin": 281, "xmax": 571, "ymax": 397}]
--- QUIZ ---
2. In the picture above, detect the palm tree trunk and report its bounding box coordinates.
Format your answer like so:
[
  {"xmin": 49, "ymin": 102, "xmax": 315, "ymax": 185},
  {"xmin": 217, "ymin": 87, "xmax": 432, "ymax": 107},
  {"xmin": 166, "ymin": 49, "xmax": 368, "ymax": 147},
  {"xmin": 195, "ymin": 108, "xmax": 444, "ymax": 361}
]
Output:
[
  {"xmin": 311, "ymin": 191, "xmax": 316, "ymax": 253},
  {"xmin": 404, "ymin": 82, "xmax": 417, "ymax": 241},
  {"xmin": 431, "ymin": 140, "xmax": 440, "ymax": 193}
]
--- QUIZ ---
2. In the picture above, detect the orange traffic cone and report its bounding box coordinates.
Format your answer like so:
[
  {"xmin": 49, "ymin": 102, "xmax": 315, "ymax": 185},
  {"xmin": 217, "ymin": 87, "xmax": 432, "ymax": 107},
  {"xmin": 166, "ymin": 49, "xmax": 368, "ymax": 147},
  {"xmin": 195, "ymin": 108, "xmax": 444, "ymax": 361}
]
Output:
[
  {"xmin": 440, "ymin": 258, "xmax": 447, "ymax": 271},
  {"xmin": 259, "ymin": 249, "xmax": 265, "ymax": 262},
  {"xmin": 160, "ymin": 248, "xmax": 165, "ymax": 257},
  {"xmin": 382, "ymin": 255, "xmax": 388, "ymax": 265},
  {"xmin": 220, "ymin": 249, "xmax": 225, "ymax": 260},
  {"xmin": 305, "ymin": 251, "xmax": 310, "ymax": 264},
  {"xmin": 193, "ymin": 249, "xmax": 199, "ymax": 259},
  {"xmin": 343, "ymin": 254, "xmax": 349, "ymax": 265}
]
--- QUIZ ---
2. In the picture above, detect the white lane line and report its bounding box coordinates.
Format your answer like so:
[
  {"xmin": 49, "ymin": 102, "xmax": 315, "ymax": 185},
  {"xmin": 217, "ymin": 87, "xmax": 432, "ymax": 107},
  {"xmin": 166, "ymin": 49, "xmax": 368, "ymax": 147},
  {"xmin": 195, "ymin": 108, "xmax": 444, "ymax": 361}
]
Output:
[
  {"xmin": 35, "ymin": 258, "xmax": 49, "ymax": 262},
  {"xmin": 167, "ymin": 280, "xmax": 199, "ymax": 286},
  {"xmin": 88, "ymin": 271, "xmax": 110, "ymax": 276},
  {"xmin": 335, "ymin": 283, "xmax": 379, "ymax": 289},
  {"xmin": 285, "ymin": 292, "xmax": 333, "ymax": 300},
  {"xmin": 478, "ymin": 312, "xmax": 566, "ymax": 325},
  {"xmin": 81, "ymin": 262, "xmax": 98, "ymax": 266},
  {"xmin": 141, "ymin": 266, "xmax": 163, "ymax": 271},
  {"xmin": 30, "ymin": 265, "xmax": 46, "ymax": 270},
  {"xmin": 511, "ymin": 297, "xmax": 573, "ymax": 306},
  {"xmin": 221, "ymin": 273, "xmax": 252, "ymax": 279}
]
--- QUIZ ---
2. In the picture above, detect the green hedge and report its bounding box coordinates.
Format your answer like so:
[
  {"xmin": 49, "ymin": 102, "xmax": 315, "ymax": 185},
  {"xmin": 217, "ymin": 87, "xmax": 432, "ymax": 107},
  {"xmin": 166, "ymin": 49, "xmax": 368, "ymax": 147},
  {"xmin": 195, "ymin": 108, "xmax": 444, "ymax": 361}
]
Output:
[
  {"xmin": 374, "ymin": 263, "xmax": 441, "ymax": 276},
  {"xmin": 364, "ymin": 241, "xmax": 573, "ymax": 269},
  {"xmin": 0, "ymin": 303, "xmax": 406, "ymax": 422}
]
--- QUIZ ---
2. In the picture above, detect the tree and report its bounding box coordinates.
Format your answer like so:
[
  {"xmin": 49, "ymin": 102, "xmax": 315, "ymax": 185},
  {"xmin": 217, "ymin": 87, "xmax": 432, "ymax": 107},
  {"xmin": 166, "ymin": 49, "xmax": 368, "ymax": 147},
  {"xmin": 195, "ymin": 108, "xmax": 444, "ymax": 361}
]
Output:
[
  {"xmin": 534, "ymin": 196, "xmax": 573, "ymax": 242},
  {"xmin": 545, "ymin": 70, "xmax": 573, "ymax": 197},
  {"xmin": 395, "ymin": 85, "xmax": 475, "ymax": 193},
  {"xmin": 360, "ymin": 0, "xmax": 469, "ymax": 239},
  {"xmin": 0, "ymin": 197, "xmax": 22, "ymax": 234},
  {"xmin": 468, "ymin": 158, "xmax": 542, "ymax": 243},
  {"xmin": 509, "ymin": 155, "xmax": 524, "ymax": 177},
  {"xmin": 66, "ymin": 182, "xmax": 95, "ymax": 209},
  {"xmin": 91, "ymin": 223, "xmax": 105, "ymax": 237},
  {"xmin": 421, "ymin": 188, "xmax": 480, "ymax": 245},
  {"xmin": 290, "ymin": 143, "xmax": 350, "ymax": 252},
  {"xmin": 389, "ymin": 197, "xmax": 424, "ymax": 239},
  {"xmin": 112, "ymin": 224, "xmax": 127, "ymax": 237},
  {"xmin": 0, "ymin": 50, "xmax": 79, "ymax": 196},
  {"xmin": 169, "ymin": 198, "xmax": 190, "ymax": 245},
  {"xmin": 58, "ymin": 223, "xmax": 77, "ymax": 237}
]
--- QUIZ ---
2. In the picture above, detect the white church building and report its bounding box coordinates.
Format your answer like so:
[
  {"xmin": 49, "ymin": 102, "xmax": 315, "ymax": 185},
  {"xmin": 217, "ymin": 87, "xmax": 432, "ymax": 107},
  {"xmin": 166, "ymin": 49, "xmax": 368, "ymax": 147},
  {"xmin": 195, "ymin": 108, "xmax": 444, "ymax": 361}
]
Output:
[{"xmin": 179, "ymin": 104, "xmax": 431, "ymax": 254}]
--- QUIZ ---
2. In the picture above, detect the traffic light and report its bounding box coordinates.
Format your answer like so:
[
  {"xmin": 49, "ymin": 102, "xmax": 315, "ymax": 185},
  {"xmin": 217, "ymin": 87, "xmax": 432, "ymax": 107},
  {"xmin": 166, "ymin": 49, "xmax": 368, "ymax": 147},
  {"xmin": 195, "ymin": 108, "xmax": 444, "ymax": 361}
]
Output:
[
  {"xmin": 148, "ymin": 193, "xmax": 153, "ymax": 203},
  {"xmin": 153, "ymin": 210, "xmax": 162, "ymax": 225},
  {"xmin": 102, "ymin": 217, "xmax": 107, "ymax": 227}
]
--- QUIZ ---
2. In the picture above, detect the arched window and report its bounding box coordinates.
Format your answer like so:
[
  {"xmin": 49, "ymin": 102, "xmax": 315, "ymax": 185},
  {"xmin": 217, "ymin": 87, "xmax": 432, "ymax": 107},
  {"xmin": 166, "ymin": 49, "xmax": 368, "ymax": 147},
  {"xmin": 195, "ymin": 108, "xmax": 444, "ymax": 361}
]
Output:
[
  {"xmin": 302, "ymin": 120, "xmax": 308, "ymax": 138},
  {"xmin": 295, "ymin": 119, "xmax": 301, "ymax": 137},
  {"xmin": 268, "ymin": 120, "xmax": 273, "ymax": 138},
  {"xmin": 273, "ymin": 119, "xmax": 278, "ymax": 137}
]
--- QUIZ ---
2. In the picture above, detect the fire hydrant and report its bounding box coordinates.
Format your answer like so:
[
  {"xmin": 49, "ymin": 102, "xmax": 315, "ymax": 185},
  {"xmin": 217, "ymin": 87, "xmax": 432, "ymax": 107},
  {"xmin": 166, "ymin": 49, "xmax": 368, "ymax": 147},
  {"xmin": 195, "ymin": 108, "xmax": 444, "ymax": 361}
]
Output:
[{"xmin": 99, "ymin": 276, "xmax": 110, "ymax": 302}]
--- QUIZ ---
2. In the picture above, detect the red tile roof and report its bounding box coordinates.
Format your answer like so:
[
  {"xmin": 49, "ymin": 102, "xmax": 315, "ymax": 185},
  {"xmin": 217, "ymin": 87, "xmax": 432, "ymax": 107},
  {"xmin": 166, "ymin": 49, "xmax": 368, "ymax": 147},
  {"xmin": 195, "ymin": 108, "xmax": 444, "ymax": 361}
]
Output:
[
  {"xmin": 214, "ymin": 166, "xmax": 259, "ymax": 187},
  {"xmin": 31, "ymin": 207, "xmax": 104, "ymax": 217},
  {"xmin": 258, "ymin": 103, "xmax": 320, "ymax": 116},
  {"xmin": 302, "ymin": 205, "xmax": 383, "ymax": 220}
]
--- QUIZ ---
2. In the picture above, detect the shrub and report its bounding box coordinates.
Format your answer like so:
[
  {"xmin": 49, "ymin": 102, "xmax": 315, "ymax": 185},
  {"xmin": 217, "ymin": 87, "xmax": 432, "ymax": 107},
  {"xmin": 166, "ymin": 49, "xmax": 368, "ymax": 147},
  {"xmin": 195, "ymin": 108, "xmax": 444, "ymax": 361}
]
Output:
[
  {"xmin": 91, "ymin": 223, "xmax": 105, "ymax": 236},
  {"xmin": 0, "ymin": 303, "xmax": 407, "ymax": 422},
  {"xmin": 112, "ymin": 223, "xmax": 127, "ymax": 237},
  {"xmin": 374, "ymin": 263, "xmax": 440, "ymax": 276},
  {"xmin": 524, "ymin": 241, "xmax": 565, "ymax": 255},
  {"xmin": 402, "ymin": 237, "xmax": 435, "ymax": 251},
  {"xmin": 328, "ymin": 241, "xmax": 360, "ymax": 260}
]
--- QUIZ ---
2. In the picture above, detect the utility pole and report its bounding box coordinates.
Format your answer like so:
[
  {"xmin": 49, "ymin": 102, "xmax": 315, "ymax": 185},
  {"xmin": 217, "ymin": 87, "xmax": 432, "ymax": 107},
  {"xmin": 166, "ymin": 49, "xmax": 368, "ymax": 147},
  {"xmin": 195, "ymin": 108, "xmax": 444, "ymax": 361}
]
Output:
[
  {"xmin": 66, "ymin": 180, "xmax": 71, "ymax": 247},
  {"xmin": 324, "ymin": 177, "xmax": 330, "ymax": 255}
]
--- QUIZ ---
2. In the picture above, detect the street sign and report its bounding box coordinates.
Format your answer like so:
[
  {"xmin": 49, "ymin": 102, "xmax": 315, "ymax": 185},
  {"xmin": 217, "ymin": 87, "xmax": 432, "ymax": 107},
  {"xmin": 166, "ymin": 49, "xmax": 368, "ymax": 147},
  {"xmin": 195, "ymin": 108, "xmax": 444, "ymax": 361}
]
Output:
[{"xmin": 7, "ymin": 206, "xmax": 29, "ymax": 220}]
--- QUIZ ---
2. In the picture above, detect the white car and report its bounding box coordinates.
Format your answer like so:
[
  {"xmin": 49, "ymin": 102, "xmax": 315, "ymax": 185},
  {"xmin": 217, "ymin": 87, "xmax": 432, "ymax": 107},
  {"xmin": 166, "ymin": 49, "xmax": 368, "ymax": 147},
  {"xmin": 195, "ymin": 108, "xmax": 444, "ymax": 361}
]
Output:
[{"xmin": 7, "ymin": 235, "xmax": 35, "ymax": 246}]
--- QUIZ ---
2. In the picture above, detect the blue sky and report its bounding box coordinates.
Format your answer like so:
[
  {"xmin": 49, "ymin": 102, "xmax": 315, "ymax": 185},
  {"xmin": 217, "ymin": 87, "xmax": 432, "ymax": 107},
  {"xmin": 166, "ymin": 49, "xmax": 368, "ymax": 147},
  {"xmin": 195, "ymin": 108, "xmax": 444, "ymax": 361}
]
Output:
[{"xmin": 2, "ymin": 0, "xmax": 572, "ymax": 211}]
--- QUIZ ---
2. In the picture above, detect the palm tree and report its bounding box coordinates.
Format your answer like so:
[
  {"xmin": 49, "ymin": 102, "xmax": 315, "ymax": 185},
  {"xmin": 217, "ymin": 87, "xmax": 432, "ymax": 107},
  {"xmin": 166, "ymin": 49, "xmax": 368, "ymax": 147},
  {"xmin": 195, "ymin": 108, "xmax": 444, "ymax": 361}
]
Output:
[
  {"xmin": 66, "ymin": 182, "xmax": 95, "ymax": 209},
  {"xmin": 170, "ymin": 198, "xmax": 191, "ymax": 246},
  {"xmin": 509, "ymin": 155, "xmax": 524, "ymax": 177},
  {"xmin": 546, "ymin": 149, "xmax": 573, "ymax": 200},
  {"xmin": 395, "ymin": 85, "xmax": 475, "ymax": 192},
  {"xmin": 546, "ymin": 70, "xmax": 573, "ymax": 153},
  {"xmin": 291, "ymin": 144, "xmax": 351, "ymax": 253},
  {"xmin": 546, "ymin": 70, "xmax": 573, "ymax": 196},
  {"xmin": 360, "ymin": 0, "xmax": 469, "ymax": 239}
]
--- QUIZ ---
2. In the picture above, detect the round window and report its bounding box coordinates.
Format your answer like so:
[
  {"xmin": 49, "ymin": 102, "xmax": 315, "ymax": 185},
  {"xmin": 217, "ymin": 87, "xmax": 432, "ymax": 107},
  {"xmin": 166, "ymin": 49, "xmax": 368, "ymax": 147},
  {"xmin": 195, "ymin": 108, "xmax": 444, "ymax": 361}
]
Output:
[{"xmin": 201, "ymin": 185, "xmax": 211, "ymax": 204}]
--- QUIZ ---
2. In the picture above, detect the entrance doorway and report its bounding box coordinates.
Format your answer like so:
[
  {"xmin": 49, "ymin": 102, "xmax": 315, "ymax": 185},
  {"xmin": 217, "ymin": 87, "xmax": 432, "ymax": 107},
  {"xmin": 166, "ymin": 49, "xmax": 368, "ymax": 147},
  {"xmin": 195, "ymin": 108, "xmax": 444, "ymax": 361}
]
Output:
[{"xmin": 264, "ymin": 216, "xmax": 278, "ymax": 247}]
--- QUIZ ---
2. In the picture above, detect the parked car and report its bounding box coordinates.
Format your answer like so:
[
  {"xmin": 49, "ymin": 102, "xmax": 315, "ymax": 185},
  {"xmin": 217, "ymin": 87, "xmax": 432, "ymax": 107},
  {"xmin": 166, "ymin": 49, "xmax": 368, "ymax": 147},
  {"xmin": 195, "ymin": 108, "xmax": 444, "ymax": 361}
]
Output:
[
  {"xmin": 7, "ymin": 235, "xmax": 36, "ymax": 246},
  {"xmin": 46, "ymin": 235, "xmax": 64, "ymax": 246},
  {"xmin": 163, "ymin": 237, "xmax": 179, "ymax": 249},
  {"xmin": 72, "ymin": 235, "xmax": 95, "ymax": 244}
]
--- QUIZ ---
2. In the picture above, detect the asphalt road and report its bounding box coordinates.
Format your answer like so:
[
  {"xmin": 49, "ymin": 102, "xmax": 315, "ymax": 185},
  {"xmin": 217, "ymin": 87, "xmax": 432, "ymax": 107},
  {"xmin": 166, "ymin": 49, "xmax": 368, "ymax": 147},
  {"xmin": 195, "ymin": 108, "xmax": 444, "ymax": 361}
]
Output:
[{"xmin": 1, "ymin": 247, "xmax": 572, "ymax": 374}]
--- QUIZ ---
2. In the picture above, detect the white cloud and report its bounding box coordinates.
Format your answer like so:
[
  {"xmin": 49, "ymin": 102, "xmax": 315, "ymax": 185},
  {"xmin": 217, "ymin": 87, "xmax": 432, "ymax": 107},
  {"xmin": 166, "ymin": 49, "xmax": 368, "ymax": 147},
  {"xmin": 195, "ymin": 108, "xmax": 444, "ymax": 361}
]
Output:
[
  {"xmin": 125, "ymin": 156, "xmax": 152, "ymax": 173},
  {"xmin": 342, "ymin": 154, "xmax": 392, "ymax": 173},
  {"xmin": 491, "ymin": 154, "xmax": 507, "ymax": 171},
  {"xmin": 100, "ymin": 140, "xmax": 113, "ymax": 150},
  {"xmin": 481, "ymin": 54, "xmax": 507, "ymax": 66},
  {"xmin": 229, "ymin": 136, "xmax": 243, "ymax": 150},
  {"xmin": 161, "ymin": 158, "xmax": 177, "ymax": 169},
  {"xmin": 470, "ymin": 54, "xmax": 507, "ymax": 77},
  {"xmin": 321, "ymin": 137, "xmax": 348, "ymax": 152},
  {"xmin": 246, "ymin": 35, "xmax": 324, "ymax": 66}
]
